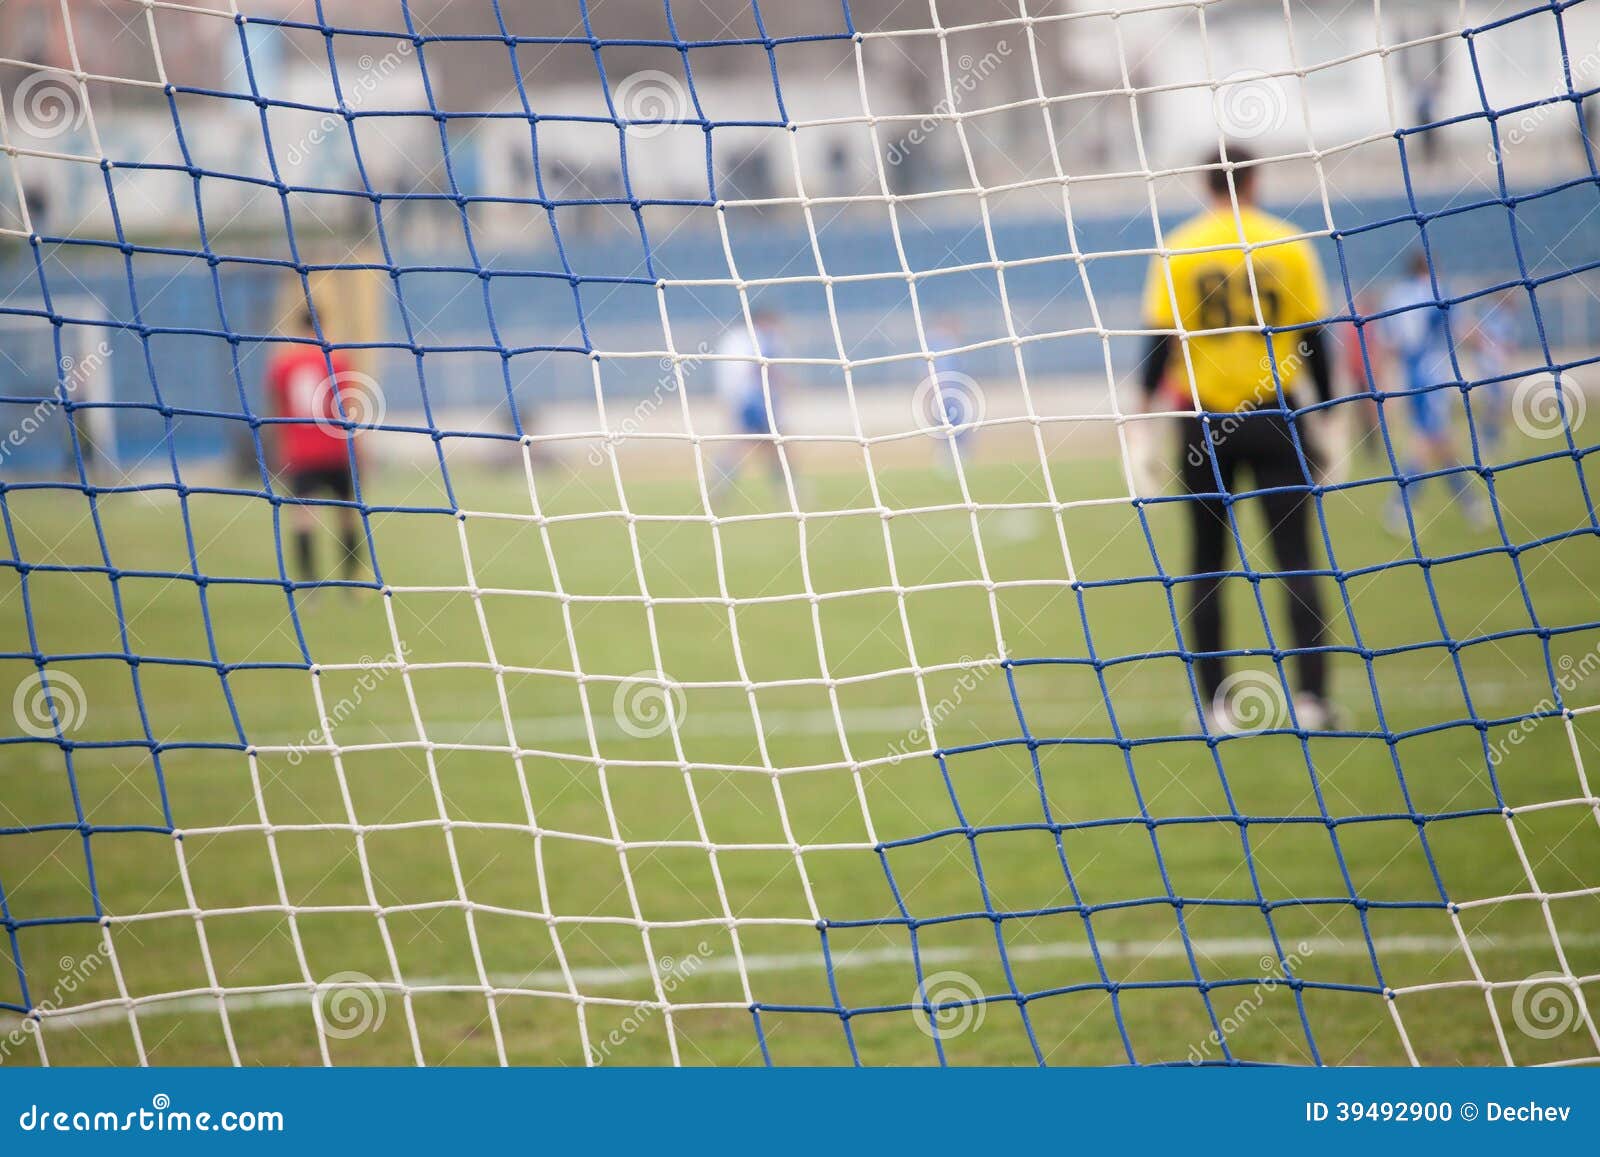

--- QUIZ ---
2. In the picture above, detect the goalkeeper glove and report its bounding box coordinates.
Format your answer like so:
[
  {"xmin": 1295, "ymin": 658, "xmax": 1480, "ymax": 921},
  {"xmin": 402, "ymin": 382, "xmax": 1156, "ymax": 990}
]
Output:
[
  {"xmin": 1304, "ymin": 406, "xmax": 1355, "ymax": 488},
  {"xmin": 1127, "ymin": 417, "xmax": 1175, "ymax": 499}
]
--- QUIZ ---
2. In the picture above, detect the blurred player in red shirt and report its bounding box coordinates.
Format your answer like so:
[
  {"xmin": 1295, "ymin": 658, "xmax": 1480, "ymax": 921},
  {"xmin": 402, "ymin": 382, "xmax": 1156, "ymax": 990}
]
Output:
[{"xmin": 266, "ymin": 303, "xmax": 368, "ymax": 587}]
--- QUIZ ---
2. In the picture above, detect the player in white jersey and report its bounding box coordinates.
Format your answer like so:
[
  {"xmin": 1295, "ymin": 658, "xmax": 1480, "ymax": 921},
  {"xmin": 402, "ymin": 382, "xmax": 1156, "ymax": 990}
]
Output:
[
  {"xmin": 712, "ymin": 308, "xmax": 787, "ymax": 497},
  {"xmin": 1378, "ymin": 250, "xmax": 1488, "ymax": 533}
]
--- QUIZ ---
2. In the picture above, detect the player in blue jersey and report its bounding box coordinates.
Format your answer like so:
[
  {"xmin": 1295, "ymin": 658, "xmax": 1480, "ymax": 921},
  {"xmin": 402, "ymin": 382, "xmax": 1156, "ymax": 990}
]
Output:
[
  {"xmin": 1468, "ymin": 289, "xmax": 1518, "ymax": 454},
  {"xmin": 1378, "ymin": 250, "xmax": 1489, "ymax": 534},
  {"xmin": 712, "ymin": 308, "xmax": 787, "ymax": 497}
]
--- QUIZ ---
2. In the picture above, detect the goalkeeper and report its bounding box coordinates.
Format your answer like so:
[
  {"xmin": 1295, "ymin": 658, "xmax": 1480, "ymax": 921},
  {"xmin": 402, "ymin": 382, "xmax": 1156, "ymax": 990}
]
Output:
[
  {"xmin": 1137, "ymin": 147, "xmax": 1342, "ymax": 731},
  {"xmin": 266, "ymin": 302, "xmax": 367, "ymax": 590}
]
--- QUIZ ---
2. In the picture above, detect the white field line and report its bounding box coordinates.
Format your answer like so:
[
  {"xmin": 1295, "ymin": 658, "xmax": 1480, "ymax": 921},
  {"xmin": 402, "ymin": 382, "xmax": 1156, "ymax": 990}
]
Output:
[
  {"xmin": 8, "ymin": 930, "xmax": 1597, "ymax": 1031},
  {"xmin": 0, "ymin": 675, "xmax": 1559, "ymax": 764},
  {"xmin": 256, "ymin": 676, "xmax": 1547, "ymax": 750}
]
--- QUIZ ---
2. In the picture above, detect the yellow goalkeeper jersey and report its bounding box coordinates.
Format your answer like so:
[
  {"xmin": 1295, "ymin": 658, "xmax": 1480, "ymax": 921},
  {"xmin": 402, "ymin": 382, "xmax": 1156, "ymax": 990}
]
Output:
[{"xmin": 1141, "ymin": 205, "xmax": 1329, "ymax": 413}]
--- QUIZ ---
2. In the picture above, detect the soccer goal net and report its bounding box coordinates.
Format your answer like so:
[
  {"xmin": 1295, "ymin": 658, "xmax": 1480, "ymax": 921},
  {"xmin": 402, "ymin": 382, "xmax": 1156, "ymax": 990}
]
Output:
[{"xmin": 1, "ymin": 0, "xmax": 1598, "ymax": 1068}]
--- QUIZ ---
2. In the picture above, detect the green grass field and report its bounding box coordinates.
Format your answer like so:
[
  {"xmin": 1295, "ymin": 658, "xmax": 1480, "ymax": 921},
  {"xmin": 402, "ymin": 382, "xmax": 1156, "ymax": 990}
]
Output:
[{"xmin": 3, "ymin": 427, "xmax": 1600, "ymax": 1066}]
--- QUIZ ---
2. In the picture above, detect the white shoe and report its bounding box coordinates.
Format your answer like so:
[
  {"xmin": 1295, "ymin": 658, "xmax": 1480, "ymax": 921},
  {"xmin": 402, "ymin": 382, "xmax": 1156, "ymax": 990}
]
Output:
[
  {"xmin": 1381, "ymin": 501, "xmax": 1409, "ymax": 538},
  {"xmin": 1201, "ymin": 700, "xmax": 1256, "ymax": 736},
  {"xmin": 1291, "ymin": 693, "xmax": 1342, "ymax": 732}
]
